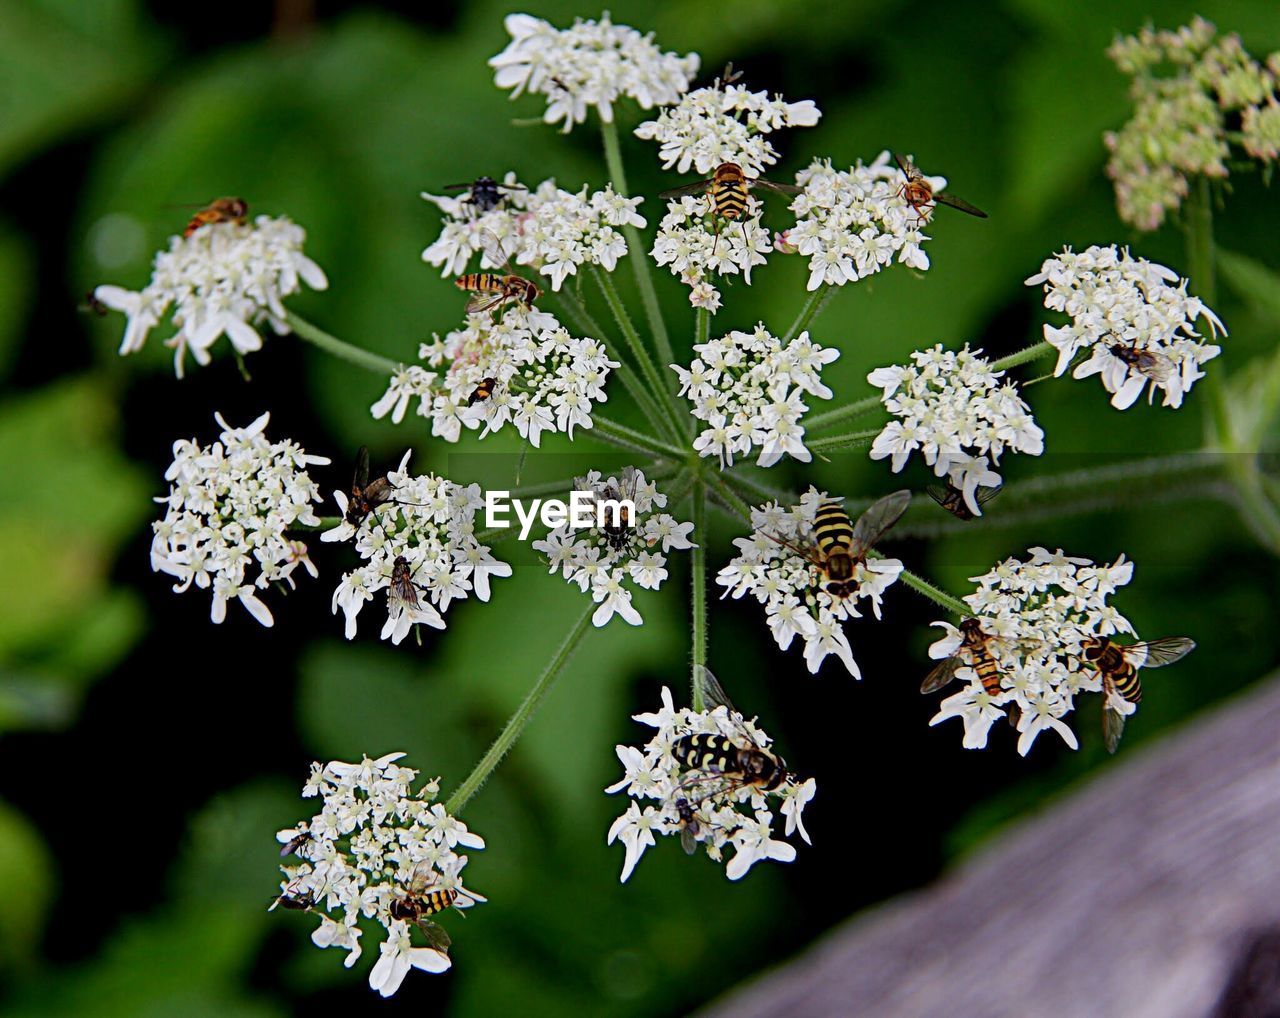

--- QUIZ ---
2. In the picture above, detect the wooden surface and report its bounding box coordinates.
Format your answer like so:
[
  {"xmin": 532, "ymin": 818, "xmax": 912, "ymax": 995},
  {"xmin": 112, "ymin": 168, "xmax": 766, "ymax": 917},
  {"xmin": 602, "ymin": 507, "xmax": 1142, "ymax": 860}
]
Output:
[{"xmin": 703, "ymin": 673, "xmax": 1280, "ymax": 1018}]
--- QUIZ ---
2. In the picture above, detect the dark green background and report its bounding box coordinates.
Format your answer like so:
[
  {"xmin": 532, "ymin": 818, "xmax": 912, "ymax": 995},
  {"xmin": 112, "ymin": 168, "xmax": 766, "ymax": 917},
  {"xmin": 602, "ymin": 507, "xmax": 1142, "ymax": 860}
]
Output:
[{"xmin": 0, "ymin": 1, "xmax": 1277, "ymax": 1015}]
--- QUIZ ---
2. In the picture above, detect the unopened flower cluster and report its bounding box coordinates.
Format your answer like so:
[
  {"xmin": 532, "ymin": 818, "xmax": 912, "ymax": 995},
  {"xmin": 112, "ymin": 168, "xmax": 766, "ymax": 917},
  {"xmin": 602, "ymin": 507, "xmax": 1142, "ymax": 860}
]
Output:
[
  {"xmin": 635, "ymin": 79, "xmax": 820, "ymax": 176},
  {"xmin": 324, "ymin": 455, "xmax": 511, "ymax": 644},
  {"xmin": 274, "ymin": 752, "xmax": 485, "ymax": 998},
  {"xmin": 868, "ymin": 344, "xmax": 1043, "ymax": 514},
  {"xmin": 1105, "ymin": 17, "xmax": 1280, "ymax": 230},
  {"xmin": 532, "ymin": 469, "xmax": 695, "ymax": 627},
  {"xmin": 372, "ymin": 306, "xmax": 618, "ymax": 449},
  {"xmin": 926, "ymin": 548, "xmax": 1138, "ymax": 755},
  {"xmin": 606, "ymin": 687, "xmax": 815, "ymax": 881},
  {"xmin": 94, "ymin": 216, "xmax": 327, "ymax": 377},
  {"xmin": 151, "ymin": 412, "xmax": 328, "ymax": 627},
  {"xmin": 421, "ymin": 175, "xmax": 646, "ymax": 290},
  {"xmin": 674, "ymin": 326, "xmax": 838, "ymax": 468},
  {"xmin": 786, "ymin": 153, "xmax": 935, "ymax": 291},
  {"xmin": 490, "ymin": 12, "xmax": 698, "ymax": 131},
  {"xmin": 1026, "ymin": 244, "xmax": 1225, "ymax": 410},
  {"xmin": 716, "ymin": 489, "xmax": 903, "ymax": 678}
]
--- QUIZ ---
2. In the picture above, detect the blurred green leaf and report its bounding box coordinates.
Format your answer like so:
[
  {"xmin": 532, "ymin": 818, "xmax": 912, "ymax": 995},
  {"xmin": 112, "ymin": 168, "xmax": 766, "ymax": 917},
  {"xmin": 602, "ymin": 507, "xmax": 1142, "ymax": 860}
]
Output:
[
  {"xmin": 1219, "ymin": 247, "xmax": 1280, "ymax": 326},
  {"xmin": 0, "ymin": 222, "xmax": 32, "ymax": 381},
  {"xmin": 0, "ymin": 800, "xmax": 53, "ymax": 970}
]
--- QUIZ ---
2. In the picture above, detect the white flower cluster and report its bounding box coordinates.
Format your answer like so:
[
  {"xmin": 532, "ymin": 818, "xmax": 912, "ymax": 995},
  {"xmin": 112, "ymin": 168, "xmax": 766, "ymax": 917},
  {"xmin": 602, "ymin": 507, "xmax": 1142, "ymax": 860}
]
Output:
[
  {"xmin": 716, "ymin": 488, "xmax": 904, "ymax": 678},
  {"xmin": 490, "ymin": 12, "xmax": 698, "ymax": 132},
  {"xmin": 371, "ymin": 305, "xmax": 618, "ymax": 449},
  {"xmin": 1025, "ymin": 245, "xmax": 1225, "ymax": 410},
  {"xmin": 421, "ymin": 176, "xmax": 646, "ymax": 290},
  {"xmin": 94, "ymin": 215, "xmax": 327, "ymax": 377},
  {"xmin": 650, "ymin": 193, "xmax": 772, "ymax": 310},
  {"xmin": 635, "ymin": 81, "xmax": 820, "ymax": 176},
  {"xmin": 274, "ymin": 752, "xmax": 485, "ymax": 998},
  {"xmin": 867, "ymin": 344, "xmax": 1044, "ymax": 516},
  {"xmin": 606, "ymin": 686, "xmax": 815, "ymax": 881},
  {"xmin": 787, "ymin": 153, "xmax": 933, "ymax": 291},
  {"xmin": 151, "ymin": 412, "xmax": 328, "ymax": 627},
  {"xmin": 531, "ymin": 468, "xmax": 695, "ymax": 627},
  {"xmin": 673, "ymin": 325, "xmax": 838, "ymax": 468},
  {"xmin": 323, "ymin": 454, "xmax": 511, "ymax": 644},
  {"xmin": 926, "ymin": 548, "xmax": 1139, "ymax": 756}
]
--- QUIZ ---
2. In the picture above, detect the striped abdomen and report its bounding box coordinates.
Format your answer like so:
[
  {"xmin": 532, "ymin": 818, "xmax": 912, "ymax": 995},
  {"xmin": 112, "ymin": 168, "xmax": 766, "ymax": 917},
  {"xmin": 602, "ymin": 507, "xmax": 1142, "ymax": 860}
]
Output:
[
  {"xmin": 456, "ymin": 272, "xmax": 505, "ymax": 293},
  {"xmin": 1097, "ymin": 642, "xmax": 1141, "ymax": 702},
  {"xmin": 967, "ymin": 640, "xmax": 1003, "ymax": 696},
  {"xmin": 418, "ymin": 887, "xmax": 458, "ymax": 916},
  {"xmin": 813, "ymin": 502, "xmax": 855, "ymax": 581},
  {"xmin": 710, "ymin": 178, "xmax": 750, "ymax": 220},
  {"xmin": 674, "ymin": 732, "xmax": 741, "ymax": 773}
]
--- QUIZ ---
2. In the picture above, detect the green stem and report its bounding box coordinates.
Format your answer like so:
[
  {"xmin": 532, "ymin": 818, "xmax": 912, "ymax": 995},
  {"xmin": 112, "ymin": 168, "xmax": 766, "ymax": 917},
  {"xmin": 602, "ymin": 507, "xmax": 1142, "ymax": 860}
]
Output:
[
  {"xmin": 284, "ymin": 310, "xmax": 399, "ymax": 376},
  {"xmin": 591, "ymin": 414, "xmax": 686, "ymax": 460},
  {"xmin": 445, "ymin": 604, "xmax": 594, "ymax": 814},
  {"xmin": 721, "ymin": 467, "xmax": 796, "ymax": 507},
  {"xmin": 690, "ymin": 485, "xmax": 708, "ymax": 711},
  {"xmin": 695, "ymin": 306, "xmax": 710, "ymax": 349},
  {"xmin": 894, "ymin": 562, "xmax": 970, "ymax": 618},
  {"xmin": 805, "ymin": 394, "xmax": 883, "ymax": 432},
  {"xmin": 702, "ymin": 471, "xmax": 755, "ymax": 525},
  {"xmin": 1184, "ymin": 176, "xmax": 1232, "ymax": 447},
  {"xmin": 808, "ymin": 428, "xmax": 881, "ymax": 455},
  {"xmin": 783, "ymin": 284, "xmax": 836, "ymax": 344},
  {"xmin": 991, "ymin": 340, "xmax": 1055, "ymax": 373},
  {"xmin": 600, "ymin": 118, "xmax": 676, "ymax": 375}
]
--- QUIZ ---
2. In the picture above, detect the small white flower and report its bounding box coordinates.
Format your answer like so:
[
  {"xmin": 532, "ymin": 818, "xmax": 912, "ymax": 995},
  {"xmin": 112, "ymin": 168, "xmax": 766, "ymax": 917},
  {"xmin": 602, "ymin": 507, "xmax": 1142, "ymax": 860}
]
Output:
[
  {"xmin": 94, "ymin": 215, "xmax": 327, "ymax": 377},
  {"xmin": 867, "ymin": 343, "xmax": 1043, "ymax": 515},
  {"xmin": 1026, "ymin": 245, "xmax": 1225, "ymax": 409}
]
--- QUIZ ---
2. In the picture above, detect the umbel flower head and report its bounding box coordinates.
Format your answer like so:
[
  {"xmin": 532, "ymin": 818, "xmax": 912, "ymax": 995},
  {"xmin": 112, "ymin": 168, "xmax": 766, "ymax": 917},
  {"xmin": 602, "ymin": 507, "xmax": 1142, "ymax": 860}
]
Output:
[
  {"xmin": 323, "ymin": 453, "xmax": 511, "ymax": 645},
  {"xmin": 606, "ymin": 680, "xmax": 815, "ymax": 882},
  {"xmin": 787, "ymin": 153, "xmax": 935, "ymax": 291},
  {"xmin": 650, "ymin": 190, "xmax": 773, "ymax": 310},
  {"xmin": 371, "ymin": 305, "xmax": 618, "ymax": 449},
  {"xmin": 1025, "ymin": 244, "xmax": 1225, "ymax": 410},
  {"xmin": 1105, "ymin": 17, "xmax": 1280, "ymax": 230},
  {"xmin": 421, "ymin": 175, "xmax": 646, "ymax": 290},
  {"xmin": 273, "ymin": 752, "xmax": 486, "ymax": 998},
  {"xmin": 489, "ymin": 12, "xmax": 699, "ymax": 132},
  {"xmin": 531, "ymin": 467, "xmax": 695, "ymax": 627},
  {"xmin": 673, "ymin": 325, "xmax": 839, "ymax": 469},
  {"xmin": 867, "ymin": 343, "xmax": 1044, "ymax": 515},
  {"xmin": 94, "ymin": 214, "xmax": 327, "ymax": 377},
  {"xmin": 151, "ymin": 412, "xmax": 329, "ymax": 627},
  {"xmin": 716, "ymin": 488, "xmax": 906, "ymax": 678}
]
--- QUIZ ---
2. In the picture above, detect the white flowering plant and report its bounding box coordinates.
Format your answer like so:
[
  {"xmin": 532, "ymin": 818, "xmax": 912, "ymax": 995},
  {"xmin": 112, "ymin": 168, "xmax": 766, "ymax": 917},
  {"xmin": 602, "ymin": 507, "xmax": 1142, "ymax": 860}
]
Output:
[{"xmin": 75, "ymin": 7, "xmax": 1280, "ymax": 1007}]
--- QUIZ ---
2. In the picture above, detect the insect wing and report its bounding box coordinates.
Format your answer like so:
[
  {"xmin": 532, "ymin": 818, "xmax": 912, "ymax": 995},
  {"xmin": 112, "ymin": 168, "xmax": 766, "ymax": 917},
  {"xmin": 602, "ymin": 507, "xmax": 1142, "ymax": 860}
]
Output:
[
  {"xmin": 680, "ymin": 825, "xmax": 698, "ymax": 855},
  {"xmin": 1102, "ymin": 704, "xmax": 1126, "ymax": 754},
  {"xmin": 749, "ymin": 178, "xmax": 803, "ymax": 195},
  {"xmin": 849, "ymin": 489, "xmax": 911, "ymax": 554},
  {"xmin": 353, "ymin": 446, "xmax": 370, "ymax": 493},
  {"xmin": 659, "ymin": 178, "xmax": 715, "ymax": 200},
  {"xmin": 1131, "ymin": 350, "xmax": 1173, "ymax": 382},
  {"xmin": 475, "ymin": 229, "xmax": 512, "ymax": 272},
  {"xmin": 418, "ymin": 919, "xmax": 452, "ymax": 953},
  {"xmin": 466, "ymin": 291, "xmax": 509, "ymax": 315},
  {"xmin": 1125, "ymin": 637, "xmax": 1196, "ymax": 669},
  {"xmin": 891, "ymin": 152, "xmax": 917, "ymax": 180},
  {"xmin": 934, "ymin": 192, "xmax": 988, "ymax": 218},
  {"xmin": 920, "ymin": 654, "xmax": 963, "ymax": 694},
  {"xmin": 694, "ymin": 665, "xmax": 738, "ymax": 715}
]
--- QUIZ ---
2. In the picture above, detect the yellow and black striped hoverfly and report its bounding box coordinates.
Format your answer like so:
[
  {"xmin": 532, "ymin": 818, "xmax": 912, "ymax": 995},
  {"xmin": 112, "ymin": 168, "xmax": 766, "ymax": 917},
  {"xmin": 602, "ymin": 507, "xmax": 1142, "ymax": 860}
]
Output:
[
  {"xmin": 182, "ymin": 196, "xmax": 249, "ymax": 238},
  {"xmin": 389, "ymin": 861, "xmax": 482, "ymax": 953},
  {"xmin": 762, "ymin": 490, "xmax": 911, "ymax": 601},
  {"xmin": 920, "ymin": 617, "xmax": 1009, "ymax": 698},
  {"xmin": 892, "ymin": 154, "xmax": 987, "ymax": 225},
  {"xmin": 1081, "ymin": 636, "xmax": 1196, "ymax": 753},
  {"xmin": 455, "ymin": 230, "xmax": 541, "ymax": 317},
  {"xmin": 659, "ymin": 162, "xmax": 802, "ymax": 224},
  {"xmin": 926, "ymin": 482, "xmax": 1002, "ymax": 521}
]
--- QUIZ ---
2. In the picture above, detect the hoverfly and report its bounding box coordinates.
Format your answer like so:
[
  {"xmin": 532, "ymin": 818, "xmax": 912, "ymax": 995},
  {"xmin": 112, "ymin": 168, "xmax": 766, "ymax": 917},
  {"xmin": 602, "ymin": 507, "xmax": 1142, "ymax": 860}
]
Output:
[
  {"xmin": 455, "ymin": 230, "xmax": 541, "ymax": 316},
  {"xmin": 595, "ymin": 466, "xmax": 641, "ymax": 553},
  {"xmin": 183, "ymin": 196, "xmax": 248, "ymax": 238},
  {"xmin": 441, "ymin": 176, "xmax": 527, "ymax": 215},
  {"xmin": 672, "ymin": 666, "xmax": 792, "ymax": 815},
  {"xmin": 279, "ymin": 831, "xmax": 311, "ymax": 857},
  {"xmin": 1108, "ymin": 341, "xmax": 1173, "ymax": 383},
  {"xmin": 467, "ymin": 376, "xmax": 498, "ymax": 406},
  {"xmin": 1081, "ymin": 636, "xmax": 1196, "ymax": 753},
  {"xmin": 926, "ymin": 482, "xmax": 1002, "ymax": 521},
  {"xmin": 389, "ymin": 862, "xmax": 469, "ymax": 953},
  {"xmin": 659, "ymin": 162, "xmax": 802, "ymax": 224},
  {"xmin": 920, "ymin": 617, "xmax": 1008, "ymax": 697},
  {"xmin": 763, "ymin": 490, "xmax": 911, "ymax": 601},
  {"xmin": 892, "ymin": 154, "xmax": 987, "ymax": 225}
]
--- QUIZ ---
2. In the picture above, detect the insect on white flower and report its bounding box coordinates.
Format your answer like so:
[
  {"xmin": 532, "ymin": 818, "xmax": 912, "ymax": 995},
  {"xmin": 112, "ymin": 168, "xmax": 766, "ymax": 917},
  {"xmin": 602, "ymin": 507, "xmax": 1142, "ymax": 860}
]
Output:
[
  {"xmin": 273, "ymin": 753, "xmax": 486, "ymax": 997},
  {"xmin": 150, "ymin": 412, "xmax": 330, "ymax": 627},
  {"xmin": 94, "ymin": 214, "xmax": 327, "ymax": 377}
]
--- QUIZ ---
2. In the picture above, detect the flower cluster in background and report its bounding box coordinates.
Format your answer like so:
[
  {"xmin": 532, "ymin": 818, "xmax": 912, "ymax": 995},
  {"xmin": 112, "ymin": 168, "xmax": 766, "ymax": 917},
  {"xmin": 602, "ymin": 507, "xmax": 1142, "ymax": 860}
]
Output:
[
  {"xmin": 1026, "ymin": 244, "xmax": 1225, "ymax": 410},
  {"xmin": 674, "ymin": 325, "xmax": 838, "ymax": 468},
  {"xmin": 274, "ymin": 752, "xmax": 485, "ymax": 998},
  {"xmin": 150, "ymin": 412, "xmax": 329, "ymax": 627},
  {"xmin": 94, "ymin": 215, "xmax": 327, "ymax": 377},
  {"xmin": 716, "ymin": 488, "xmax": 903, "ymax": 677},
  {"xmin": 925, "ymin": 548, "xmax": 1139, "ymax": 755},
  {"xmin": 867, "ymin": 344, "xmax": 1043, "ymax": 514},
  {"xmin": 787, "ymin": 153, "xmax": 935, "ymax": 290},
  {"xmin": 1106, "ymin": 16, "xmax": 1280, "ymax": 230},
  {"xmin": 606, "ymin": 686, "xmax": 815, "ymax": 881},
  {"xmin": 323, "ymin": 454, "xmax": 511, "ymax": 644},
  {"xmin": 371, "ymin": 305, "xmax": 618, "ymax": 448},
  {"xmin": 489, "ymin": 12, "xmax": 699, "ymax": 131},
  {"xmin": 532, "ymin": 468, "xmax": 695, "ymax": 627}
]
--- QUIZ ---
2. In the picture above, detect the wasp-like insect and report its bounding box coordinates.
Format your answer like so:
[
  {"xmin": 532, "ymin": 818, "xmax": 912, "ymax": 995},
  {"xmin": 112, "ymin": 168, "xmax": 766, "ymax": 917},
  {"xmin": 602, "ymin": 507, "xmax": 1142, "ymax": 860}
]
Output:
[
  {"xmin": 1081, "ymin": 636, "xmax": 1196, "ymax": 753},
  {"xmin": 595, "ymin": 466, "xmax": 641, "ymax": 553},
  {"xmin": 763, "ymin": 490, "xmax": 911, "ymax": 601},
  {"xmin": 920, "ymin": 617, "xmax": 1008, "ymax": 697},
  {"xmin": 1108, "ymin": 341, "xmax": 1173, "ymax": 383},
  {"xmin": 926, "ymin": 482, "xmax": 1002, "ymax": 521},
  {"xmin": 389, "ymin": 862, "xmax": 468, "ymax": 953},
  {"xmin": 672, "ymin": 667, "xmax": 792, "ymax": 820},
  {"xmin": 279, "ymin": 831, "xmax": 311, "ymax": 858},
  {"xmin": 892, "ymin": 154, "xmax": 987, "ymax": 224},
  {"xmin": 455, "ymin": 230, "xmax": 541, "ymax": 316},
  {"xmin": 441, "ymin": 176, "xmax": 527, "ymax": 215},
  {"xmin": 183, "ymin": 197, "xmax": 248, "ymax": 238},
  {"xmin": 467, "ymin": 376, "xmax": 498, "ymax": 406},
  {"xmin": 659, "ymin": 162, "xmax": 802, "ymax": 224}
]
